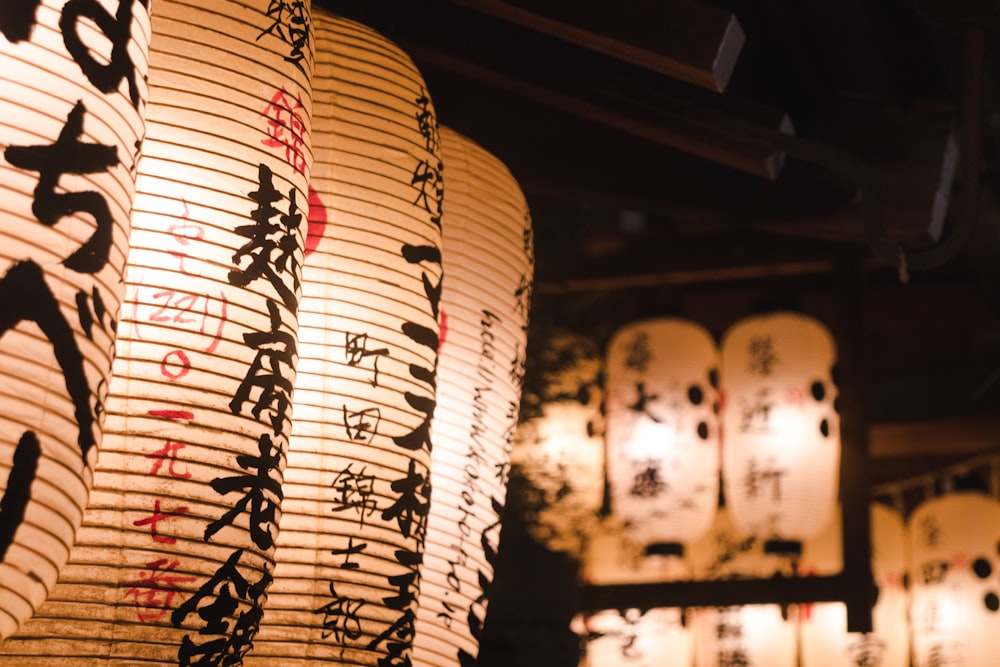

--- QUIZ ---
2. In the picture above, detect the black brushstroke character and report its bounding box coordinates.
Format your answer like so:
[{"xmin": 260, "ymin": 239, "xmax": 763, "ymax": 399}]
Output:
[
  {"xmin": 229, "ymin": 163, "xmax": 302, "ymax": 313},
  {"xmin": 5, "ymin": 101, "xmax": 119, "ymax": 274},
  {"xmin": 229, "ymin": 299, "xmax": 296, "ymax": 436},
  {"xmin": 0, "ymin": 260, "xmax": 94, "ymax": 461},
  {"xmin": 172, "ymin": 549, "xmax": 271, "ymax": 667},
  {"xmin": 60, "ymin": 0, "xmax": 144, "ymax": 108},
  {"xmin": 204, "ymin": 433, "xmax": 283, "ymax": 550}
]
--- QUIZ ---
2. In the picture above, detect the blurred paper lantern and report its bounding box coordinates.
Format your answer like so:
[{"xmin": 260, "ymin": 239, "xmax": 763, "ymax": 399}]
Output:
[
  {"xmin": 244, "ymin": 11, "xmax": 442, "ymax": 667},
  {"xmin": 411, "ymin": 127, "xmax": 534, "ymax": 666},
  {"xmin": 510, "ymin": 330, "xmax": 605, "ymax": 558},
  {"xmin": 575, "ymin": 607, "xmax": 692, "ymax": 667},
  {"xmin": 0, "ymin": 0, "xmax": 312, "ymax": 662},
  {"xmin": 511, "ymin": 330, "xmax": 604, "ymax": 557},
  {"xmin": 688, "ymin": 508, "xmax": 797, "ymax": 667},
  {"xmin": 0, "ymin": 0, "xmax": 149, "ymax": 636},
  {"xmin": 720, "ymin": 311, "xmax": 839, "ymax": 553},
  {"xmin": 908, "ymin": 492, "xmax": 1000, "ymax": 667},
  {"xmin": 800, "ymin": 504, "xmax": 909, "ymax": 667},
  {"xmin": 581, "ymin": 516, "xmax": 691, "ymax": 586},
  {"xmin": 605, "ymin": 318, "xmax": 720, "ymax": 555}
]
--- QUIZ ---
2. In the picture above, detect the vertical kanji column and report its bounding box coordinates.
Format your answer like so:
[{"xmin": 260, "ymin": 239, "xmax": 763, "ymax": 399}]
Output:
[
  {"xmin": 412, "ymin": 127, "xmax": 534, "ymax": 667},
  {"xmin": 0, "ymin": 0, "xmax": 149, "ymax": 637},
  {"xmin": 0, "ymin": 0, "xmax": 313, "ymax": 663},
  {"xmin": 246, "ymin": 11, "xmax": 442, "ymax": 667}
]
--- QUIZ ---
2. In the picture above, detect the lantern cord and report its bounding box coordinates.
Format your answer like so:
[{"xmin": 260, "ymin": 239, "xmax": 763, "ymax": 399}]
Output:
[{"xmin": 871, "ymin": 452, "xmax": 1000, "ymax": 514}]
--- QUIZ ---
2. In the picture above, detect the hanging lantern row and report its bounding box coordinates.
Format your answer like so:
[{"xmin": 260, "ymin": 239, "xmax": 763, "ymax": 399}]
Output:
[
  {"xmin": 576, "ymin": 492, "xmax": 1000, "ymax": 667},
  {"xmin": 516, "ymin": 311, "xmax": 841, "ymax": 561},
  {"xmin": 0, "ymin": 4, "xmax": 533, "ymax": 667}
]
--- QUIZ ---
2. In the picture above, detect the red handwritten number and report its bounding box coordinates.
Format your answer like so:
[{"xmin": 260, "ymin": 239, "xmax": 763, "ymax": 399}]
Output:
[
  {"xmin": 132, "ymin": 500, "xmax": 189, "ymax": 544},
  {"xmin": 160, "ymin": 349, "xmax": 191, "ymax": 380},
  {"xmin": 124, "ymin": 558, "xmax": 197, "ymax": 623}
]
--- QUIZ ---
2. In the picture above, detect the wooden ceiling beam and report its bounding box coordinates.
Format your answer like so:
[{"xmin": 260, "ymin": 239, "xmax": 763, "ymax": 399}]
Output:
[
  {"xmin": 405, "ymin": 42, "xmax": 792, "ymax": 179},
  {"xmin": 446, "ymin": 0, "xmax": 744, "ymax": 92}
]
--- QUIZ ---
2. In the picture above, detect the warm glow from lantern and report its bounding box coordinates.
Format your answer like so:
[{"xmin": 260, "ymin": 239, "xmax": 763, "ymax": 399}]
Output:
[
  {"xmin": 688, "ymin": 507, "xmax": 797, "ymax": 667},
  {"xmin": 246, "ymin": 11, "xmax": 442, "ymax": 667},
  {"xmin": 720, "ymin": 311, "xmax": 839, "ymax": 548},
  {"xmin": 605, "ymin": 318, "xmax": 720, "ymax": 554},
  {"xmin": 0, "ymin": 0, "xmax": 149, "ymax": 637},
  {"xmin": 412, "ymin": 126, "xmax": 534, "ymax": 667},
  {"xmin": 511, "ymin": 331, "xmax": 605, "ymax": 557},
  {"xmin": 0, "ymin": 0, "xmax": 312, "ymax": 661},
  {"xmin": 577, "ymin": 607, "xmax": 692, "ymax": 667},
  {"xmin": 800, "ymin": 503, "xmax": 910, "ymax": 667},
  {"xmin": 908, "ymin": 492, "xmax": 1000, "ymax": 667}
]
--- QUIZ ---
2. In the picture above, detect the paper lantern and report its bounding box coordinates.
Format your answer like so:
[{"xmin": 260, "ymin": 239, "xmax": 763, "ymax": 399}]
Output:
[
  {"xmin": 576, "ymin": 607, "xmax": 692, "ymax": 667},
  {"xmin": 411, "ymin": 127, "xmax": 534, "ymax": 666},
  {"xmin": 244, "ymin": 11, "xmax": 442, "ymax": 667},
  {"xmin": 908, "ymin": 492, "xmax": 1000, "ymax": 667},
  {"xmin": 0, "ymin": 0, "xmax": 149, "ymax": 636},
  {"xmin": 720, "ymin": 311, "xmax": 839, "ymax": 552},
  {"xmin": 800, "ymin": 504, "xmax": 909, "ymax": 667},
  {"xmin": 581, "ymin": 516, "xmax": 691, "ymax": 586},
  {"xmin": 510, "ymin": 330, "xmax": 605, "ymax": 558},
  {"xmin": 688, "ymin": 508, "xmax": 797, "ymax": 667},
  {"xmin": 605, "ymin": 318, "xmax": 720, "ymax": 555},
  {"xmin": 0, "ymin": 0, "xmax": 312, "ymax": 662}
]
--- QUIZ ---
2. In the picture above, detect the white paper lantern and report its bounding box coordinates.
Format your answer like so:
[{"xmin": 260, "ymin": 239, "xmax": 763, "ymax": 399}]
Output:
[
  {"xmin": 581, "ymin": 516, "xmax": 691, "ymax": 586},
  {"xmin": 0, "ymin": 0, "xmax": 149, "ymax": 637},
  {"xmin": 411, "ymin": 127, "xmax": 534, "ymax": 667},
  {"xmin": 0, "ymin": 0, "xmax": 312, "ymax": 662},
  {"xmin": 720, "ymin": 311, "xmax": 839, "ymax": 551},
  {"xmin": 800, "ymin": 504, "xmax": 909, "ymax": 667},
  {"xmin": 511, "ymin": 331, "xmax": 605, "ymax": 558},
  {"xmin": 908, "ymin": 492, "xmax": 1000, "ymax": 667},
  {"xmin": 605, "ymin": 318, "xmax": 720, "ymax": 555},
  {"xmin": 576, "ymin": 607, "xmax": 692, "ymax": 667},
  {"xmin": 244, "ymin": 11, "xmax": 443, "ymax": 667},
  {"xmin": 688, "ymin": 508, "xmax": 797, "ymax": 667}
]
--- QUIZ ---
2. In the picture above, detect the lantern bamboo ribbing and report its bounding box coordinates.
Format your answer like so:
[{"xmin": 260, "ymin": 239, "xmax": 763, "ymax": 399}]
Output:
[
  {"xmin": 412, "ymin": 126, "xmax": 534, "ymax": 667},
  {"xmin": 246, "ymin": 11, "xmax": 443, "ymax": 667},
  {"xmin": 0, "ymin": 0, "xmax": 149, "ymax": 637},
  {"xmin": 0, "ymin": 0, "xmax": 312, "ymax": 662}
]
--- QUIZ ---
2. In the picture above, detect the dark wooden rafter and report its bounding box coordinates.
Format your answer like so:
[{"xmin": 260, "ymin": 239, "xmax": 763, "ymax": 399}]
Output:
[
  {"xmin": 445, "ymin": 0, "xmax": 745, "ymax": 92},
  {"xmin": 403, "ymin": 41, "xmax": 794, "ymax": 180}
]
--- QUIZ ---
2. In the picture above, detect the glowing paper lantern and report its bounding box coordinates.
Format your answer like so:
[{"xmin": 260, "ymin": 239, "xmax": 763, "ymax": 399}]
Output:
[
  {"xmin": 605, "ymin": 318, "xmax": 720, "ymax": 555},
  {"xmin": 0, "ymin": 0, "xmax": 149, "ymax": 636},
  {"xmin": 688, "ymin": 508, "xmax": 797, "ymax": 667},
  {"xmin": 580, "ymin": 516, "xmax": 690, "ymax": 586},
  {"xmin": 244, "ymin": 12, "xmax": 442, "ymax": 667},
  {"xmin": 511, "ymin": 330, "xmax": 605, "ymax": 558},
  {"xmin": 576, "ymin": 607, "xmax": 692, "ymax": 667},
  {"xmin": 800, "ymin": 504, "xmax": 909, "ymax": 667},
  {"xmin": 0, "ymin": 0, "xmax": 312, "ymax": 662},
  {"xmin": 720, "ymin": 311, "xmax": 839, "ymax": 552},
  {"xmin": 411, "ymin": 127, "xmax": 534, "ymax": 666},
  {"xmin": 908, "ymin": 492, "xmax": 1000, "ymax": 667}
]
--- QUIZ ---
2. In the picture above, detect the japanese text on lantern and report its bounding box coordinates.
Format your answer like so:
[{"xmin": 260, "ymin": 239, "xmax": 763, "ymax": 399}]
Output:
[
  {"xmin": 312, "ymin": 87, "xmax": 442, "ymax": 665},
  {"xmin": 0, "ymin": 0, "xmax": 147, "ymax": 556},
  {"xmin": 167, "ymin": 162, "xmax": 301, "ymax": 666},
  {"xmin": 123, "ymin": 201, "xmax": 228, "ymax": 624}
]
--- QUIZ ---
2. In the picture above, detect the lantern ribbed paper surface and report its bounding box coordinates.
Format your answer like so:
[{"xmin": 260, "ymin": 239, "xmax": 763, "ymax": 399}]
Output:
[
  {"xmin": 0, "ymin": 0, "xmax": 311, "ymax": 662},
  {"xmin": 511, "ymin": 331, "xmax": 605, "ymax": 558},
  {"xmin": 908, "ymin": 492, "xmax": 1000, "ymax": 667},
  {"xmin": 0, "ymin": 0, "xmax": 149, "ymax": 637},
  {"xmin": 800, "ymin": 504, "xmax": 909, "ymax": 667},
  {"xmin": 576, "ymin": 607, "xmax": 692, "ymax": 667},
  {"xmin": 720, "ymin": 311, "xmax": 839, "ymax": 548},
  {"xmin": 605, "ymin": 318, "xmax": 720, "ymax": 553},
  {"xmin": 688, "ymin": 508, "xmax": 797, "ymax": 667},
  {"xmin": 245, "ymin": 12, "xmax": 442, "ymax": 667},
  {"xmin": 411, "ymin": 127, "xmax": 533, "ymax": 667}
]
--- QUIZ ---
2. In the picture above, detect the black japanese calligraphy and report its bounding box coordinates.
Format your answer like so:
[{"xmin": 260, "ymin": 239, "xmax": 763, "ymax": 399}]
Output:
[
  {"xmin": 59, "ymin": 0, "xmax": 143, "ymax": 108},
  {"xmin": 229, "ymin": 299, "xmax": 296, "ymax": 436},
  {"xmin": 204, "ymin": 432, "xmax": 283, "ymax": 550},
  {"xmin": 0, "ymin": 431, "xmax": 40, "ymax": 559},
  {"xmin": 5, "ymin": 101, "xmax": 119, "ymax": 274},
  {"xmin": 0, "ymin": 0, "xmax": 42, "ymax": 42}
]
